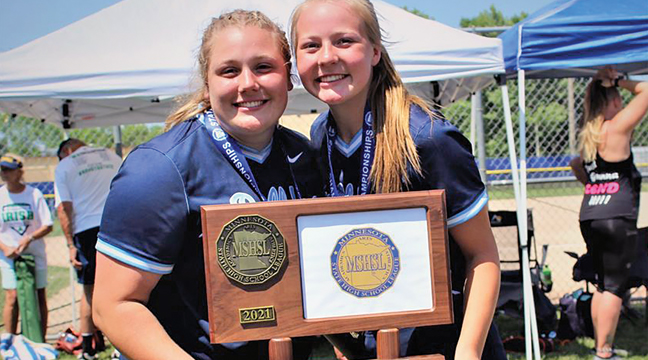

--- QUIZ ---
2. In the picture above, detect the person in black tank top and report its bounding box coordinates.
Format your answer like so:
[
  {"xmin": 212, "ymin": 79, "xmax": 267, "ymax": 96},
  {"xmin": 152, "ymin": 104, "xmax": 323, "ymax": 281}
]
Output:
[{"xmin": 570, "ymin": 67, "xmax": 648, "ymax": 360}]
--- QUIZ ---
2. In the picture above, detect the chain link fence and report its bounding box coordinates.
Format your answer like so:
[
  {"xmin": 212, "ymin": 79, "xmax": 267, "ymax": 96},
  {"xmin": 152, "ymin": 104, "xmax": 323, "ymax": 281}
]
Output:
[{"xmin": 1, "ymin": 77, "xmax": 647, "ymax": 337}]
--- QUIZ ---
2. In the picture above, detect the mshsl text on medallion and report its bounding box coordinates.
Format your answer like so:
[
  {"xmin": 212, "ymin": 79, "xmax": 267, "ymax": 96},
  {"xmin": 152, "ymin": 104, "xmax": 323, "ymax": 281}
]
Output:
[
  {"xmin": 331, "ymin": 227, "xmax": 400, "ymax": 298},
  {"xmin": 216, "ymin": 215, "xmax": 286, "ymax": 285}
]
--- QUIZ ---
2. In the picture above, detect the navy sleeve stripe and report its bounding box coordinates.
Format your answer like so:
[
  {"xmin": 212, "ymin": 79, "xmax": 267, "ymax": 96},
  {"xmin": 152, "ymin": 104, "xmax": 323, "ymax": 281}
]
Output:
[
  {"xmin": 447, "ymin": 189, "xmax": 488, "ymax": 228},
  {"xmin": 96, "ymin": 238, "xmax": 174, "ymax": 275}
]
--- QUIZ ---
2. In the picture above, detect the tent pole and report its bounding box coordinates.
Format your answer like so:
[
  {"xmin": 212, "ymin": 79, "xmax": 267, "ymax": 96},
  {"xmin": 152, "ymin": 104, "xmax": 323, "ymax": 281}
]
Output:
[
  {"xmin": 472, "ymin": 90, "xmax": 487, "ymax": 182},
  {"xmin": 113, "ymin": 125, "xmax": 123, "ymax": 158},
  {"xmin": 497, "ymin": 79, "xmax": 521, "ymax": 206},
  {"xmin": 517, "ymin": 70, "xmax": 542, "ymax": 360},
  {"xmin": 518, "ymin": 69, "xmax": 532, "ymax": 360},
  {"xmin": 470, "ymin": 93, "xmax": 477, "ymax": 155},
  {"xmin": 470, "ymin": 93, "xmax": 476, "ymax": 153},
  {"xmin": 498, "ymin": 77, "xmax": 528, "ymax": 358}
]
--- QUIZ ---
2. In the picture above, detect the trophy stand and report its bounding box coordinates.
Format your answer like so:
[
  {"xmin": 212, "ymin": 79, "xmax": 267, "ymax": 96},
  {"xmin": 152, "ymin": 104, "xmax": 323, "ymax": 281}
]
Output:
[
  {"xmin": 269, "ymin": 338, "xmax": 292, "ymax": 360},
  {"xmin": 268, "ymin": 330, "xmax": 446, "ymax": 360},
  {"xmin": 202, "ymin": 191, "xmax": 452, "ymax": 360}
]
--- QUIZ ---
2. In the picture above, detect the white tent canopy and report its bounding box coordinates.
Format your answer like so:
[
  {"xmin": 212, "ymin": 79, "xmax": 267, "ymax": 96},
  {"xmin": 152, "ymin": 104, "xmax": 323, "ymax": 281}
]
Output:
[{"xmin": 0, "ymin": 0, "xmax": 504, "ymax": 128}]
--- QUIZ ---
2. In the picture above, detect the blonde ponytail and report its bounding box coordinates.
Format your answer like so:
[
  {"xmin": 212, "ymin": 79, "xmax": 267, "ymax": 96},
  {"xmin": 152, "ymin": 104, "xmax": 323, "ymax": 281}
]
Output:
[
  {"xmin": 165, "ymin": 92, "xmax": 208, "ymax": 131},
  {"xmin": 577, "ymin": 114, "xmax": 604, "ymax": 163},
  {"xmin": 577, "ymin": 79, "xmax": 620, "ymax": 162}
]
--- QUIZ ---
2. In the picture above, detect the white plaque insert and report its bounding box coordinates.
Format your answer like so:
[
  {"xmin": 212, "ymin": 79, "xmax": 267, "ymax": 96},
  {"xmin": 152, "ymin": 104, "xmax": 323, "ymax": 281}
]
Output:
[{"xmin": 298, "ymin": 207, "xmax": 433, "ymax": 319}]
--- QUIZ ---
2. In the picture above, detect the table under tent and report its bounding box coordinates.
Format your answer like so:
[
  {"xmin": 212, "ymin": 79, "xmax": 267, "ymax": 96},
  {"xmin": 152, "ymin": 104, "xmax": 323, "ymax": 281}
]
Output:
[{"xmin": 498, "ymin": 0, "xmax": 648, "ymax": 358}]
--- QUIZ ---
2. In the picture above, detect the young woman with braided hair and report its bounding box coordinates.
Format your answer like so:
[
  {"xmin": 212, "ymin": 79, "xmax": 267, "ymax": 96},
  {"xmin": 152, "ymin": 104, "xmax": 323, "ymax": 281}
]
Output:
[{"xmin": 93, "ymin": 10, "xmax": 321, "ymax": 359}]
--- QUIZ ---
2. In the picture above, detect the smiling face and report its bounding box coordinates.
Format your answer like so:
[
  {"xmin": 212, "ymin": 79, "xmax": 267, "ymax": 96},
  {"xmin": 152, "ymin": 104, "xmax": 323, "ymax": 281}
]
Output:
[
  {"xmin": 204, "ymin": 25, "xmax": 291, "ymax": 149},
  {"xmin": 294, "ymin": 1, "xmax": 380, "ymax": 109}
]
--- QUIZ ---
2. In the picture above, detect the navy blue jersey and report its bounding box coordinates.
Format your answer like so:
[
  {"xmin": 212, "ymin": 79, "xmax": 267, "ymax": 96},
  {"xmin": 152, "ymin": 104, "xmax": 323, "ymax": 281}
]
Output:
[
  {"xmin": 310, "ymin": 105, "xmax": 498, "ymax": 359},
  {"xmin": 310, "ymin": 105, "xmax": 487, "ymax": 292},
  {"xmin": 97, "ymin": 116, "xmax": 322, "ymax": 359},
  {"xmin": 311, "ymin": 106, "xmax": 496, "ymax": 359}
]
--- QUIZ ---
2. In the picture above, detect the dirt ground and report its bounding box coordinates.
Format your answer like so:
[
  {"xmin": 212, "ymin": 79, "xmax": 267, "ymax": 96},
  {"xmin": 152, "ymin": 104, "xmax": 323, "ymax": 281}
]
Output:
[{"xmin": 489, "ymin": 192, "xmax": 648, "ymax": 302}]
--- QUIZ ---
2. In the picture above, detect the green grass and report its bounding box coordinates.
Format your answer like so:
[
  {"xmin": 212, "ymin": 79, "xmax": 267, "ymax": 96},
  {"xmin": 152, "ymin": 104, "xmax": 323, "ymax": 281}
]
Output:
[{"xmin": 495, "ymin": 306, "xmax": 648, "ymax": 360}]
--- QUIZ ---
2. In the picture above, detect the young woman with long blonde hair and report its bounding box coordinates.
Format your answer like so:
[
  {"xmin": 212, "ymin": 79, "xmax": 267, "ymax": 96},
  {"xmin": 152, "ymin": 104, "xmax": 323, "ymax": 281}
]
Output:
[
  {"xmin": 574, "ymin": 67, "xmax": 648, "ymax": 360},
  {"xmin": 291, "ymin": 1, "xmax": 502, "ymax": 358}
]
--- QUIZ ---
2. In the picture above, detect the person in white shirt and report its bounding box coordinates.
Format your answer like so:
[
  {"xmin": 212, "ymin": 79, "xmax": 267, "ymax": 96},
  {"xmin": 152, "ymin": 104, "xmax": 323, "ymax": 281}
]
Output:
[
  {"xmin": 0, "ymin": 154, "xmax": 53, "ymax": 337},
  {"xmin": 54, "ymin": 139, "xmax": 121, "ymax": 360}
]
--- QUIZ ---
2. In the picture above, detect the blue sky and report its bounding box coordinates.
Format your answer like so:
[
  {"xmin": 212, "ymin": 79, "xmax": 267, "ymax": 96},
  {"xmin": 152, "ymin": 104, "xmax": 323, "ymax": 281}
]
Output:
[{"xmin": 0, "ymin": 0, "xmax": 555, "ymax": 52}]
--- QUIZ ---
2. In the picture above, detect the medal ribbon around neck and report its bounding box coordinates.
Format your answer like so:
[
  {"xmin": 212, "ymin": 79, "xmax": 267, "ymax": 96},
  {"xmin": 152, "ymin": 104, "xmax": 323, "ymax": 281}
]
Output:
[
  {"xmin": 200, "ymin": 110, "xmax": 267, "ymax": 201},
  {"xmin": 199, "ymin": 110, "xmax": 302, "ymax": 201},
  {"xmin": 325, "ymin": 104, "xmax": 375, "ymax": 196}
]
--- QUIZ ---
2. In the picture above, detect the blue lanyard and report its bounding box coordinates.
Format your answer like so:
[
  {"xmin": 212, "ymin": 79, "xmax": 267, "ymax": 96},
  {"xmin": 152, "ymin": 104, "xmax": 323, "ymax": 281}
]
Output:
[
  {"xmin": 199, "ymin": 110, "xmax": 302, "ymax": 201},
  {"xmin": 325, "ymin": 105, "xmax": 375, "ymax": 196}
]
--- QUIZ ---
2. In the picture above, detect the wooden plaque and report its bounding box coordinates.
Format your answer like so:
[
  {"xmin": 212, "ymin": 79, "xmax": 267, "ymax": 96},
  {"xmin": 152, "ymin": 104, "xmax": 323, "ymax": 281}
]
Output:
[{"xmin": 201, "ymin": 190, "xmax": 452, "ymax": 343}]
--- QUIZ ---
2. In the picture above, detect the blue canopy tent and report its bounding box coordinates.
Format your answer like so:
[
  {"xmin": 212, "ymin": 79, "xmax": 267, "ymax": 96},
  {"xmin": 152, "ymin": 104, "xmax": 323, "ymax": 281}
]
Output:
[
  {"xmin": 498, "ymin": 1, "xmax": 648, "ymax": 359},
  {"xmin": 501, "ymin": 0, "xmax": 648, "ymax": 78}
]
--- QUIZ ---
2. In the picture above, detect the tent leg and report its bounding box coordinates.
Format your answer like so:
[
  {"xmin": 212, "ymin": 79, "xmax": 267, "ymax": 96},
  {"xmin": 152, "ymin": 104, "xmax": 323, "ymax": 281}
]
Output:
[
  {"xmin": 472, "ymin": 90, "xmax": 487, "ymax": 183},
  {"xmin": 113, "ymin": 125, "xmax": 123, "ymax": 158},
  {"xmin": 517, "ymin": 70, "xmax": 542, "ymax": 360},
  {"xmin": 501, "ymin": 80, "xmax": 538, "ymax": 359},
  {"xmin": 499, "ymin": 83, "xmax": 521, "ymax": 209}
]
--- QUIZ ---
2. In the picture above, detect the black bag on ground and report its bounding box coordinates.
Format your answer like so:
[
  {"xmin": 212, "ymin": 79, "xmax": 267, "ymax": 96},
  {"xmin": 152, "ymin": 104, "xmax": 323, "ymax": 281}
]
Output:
[
  {"xmin": 557, "ymin": 289, "xmax": 594, "ymax": 340},
  {"xmin": 497, "ymin": 271, "xmax": 557, "ymax": 334}
]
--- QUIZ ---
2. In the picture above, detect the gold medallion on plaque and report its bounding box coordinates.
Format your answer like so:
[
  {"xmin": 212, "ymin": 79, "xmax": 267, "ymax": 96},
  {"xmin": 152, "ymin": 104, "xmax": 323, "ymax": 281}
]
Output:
[{"xmin": 216, "ymin": 215, "xmax": 286, "ymax": 285}]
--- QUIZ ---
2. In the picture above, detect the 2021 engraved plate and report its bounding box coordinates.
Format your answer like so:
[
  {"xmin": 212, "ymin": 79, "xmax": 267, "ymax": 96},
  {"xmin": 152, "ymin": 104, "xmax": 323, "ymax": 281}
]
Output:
[
  {"xmin": 216, "ymin": 215, "xmax": 286, "ymax": 285},
  {"xmin": 239, "ymin": 306, "xmax": 276, "ymax": 325}
]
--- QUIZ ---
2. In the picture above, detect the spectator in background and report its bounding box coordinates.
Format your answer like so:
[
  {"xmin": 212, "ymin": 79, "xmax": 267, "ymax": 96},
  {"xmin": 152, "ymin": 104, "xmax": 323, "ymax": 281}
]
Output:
[
  {"xmin": 0, "ymin": 154, "xmax": 53, "ymax": 337},
  {"xmin": 54, "ymin": 139, "xmax": 121, "ymax": 360},
  {"xmin": 572, "ymin": 68, "xmax": 648, "ymax": 360}
]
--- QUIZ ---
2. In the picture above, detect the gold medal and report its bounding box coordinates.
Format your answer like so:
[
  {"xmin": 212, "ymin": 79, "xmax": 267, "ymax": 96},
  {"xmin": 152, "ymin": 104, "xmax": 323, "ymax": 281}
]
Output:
[{"xmin": 216, "ymin": 215, "xmax": 286, "ymax": 285}]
